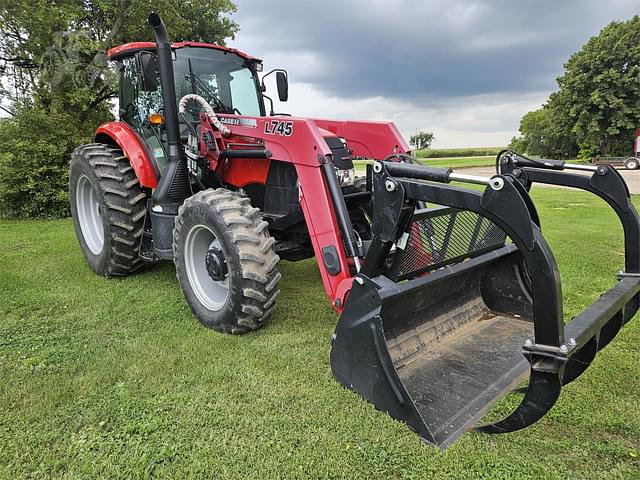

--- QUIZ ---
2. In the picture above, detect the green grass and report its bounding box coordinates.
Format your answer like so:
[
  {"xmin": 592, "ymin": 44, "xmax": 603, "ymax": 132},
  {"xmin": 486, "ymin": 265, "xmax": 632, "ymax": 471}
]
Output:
[
  {"xmin": 421, "ymin": 156, "xmax": 496, "ymax": 168},
  {"xmin": 415, "ymin": 147, "xmax": 504, "ymax": 158},
  {"xmin": 354, "ymin": 156, "xmax": 495, "ymax": 175},
  {"xmin": 1, "ymin": 188, "xmax": 639, "ymax": 479},
  {"xmin": 354, "ymin": 156, "xmax": 590, "ymax": 175}
]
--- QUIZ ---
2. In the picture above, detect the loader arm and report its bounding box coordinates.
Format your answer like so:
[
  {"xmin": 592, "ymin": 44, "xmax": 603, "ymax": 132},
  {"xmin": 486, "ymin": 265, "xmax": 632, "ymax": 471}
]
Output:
[{"xmin": 215, "ymin": 114, "xmax": 412, "ymax": 308}]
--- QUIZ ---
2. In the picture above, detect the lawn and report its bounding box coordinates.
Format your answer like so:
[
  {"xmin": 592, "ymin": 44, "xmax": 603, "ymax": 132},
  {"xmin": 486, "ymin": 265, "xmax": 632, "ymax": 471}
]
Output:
[
  {"xmin": 354, "ymin": 156, "xmax": 496, "ymax": 175},
  {"xmin": 414, "ymin": 147, "xmax": 504, "ymax": 158},
  {"xmin": 421, "ymin": 156, "xmax": 496, "ymax": 169},
  {"xmin": 354, "ymin": 156, "xmax": 589, "ymax": 175},
  {"xmin": 1, "ymin": 187, "xmax": 639, "ymax": 479}
]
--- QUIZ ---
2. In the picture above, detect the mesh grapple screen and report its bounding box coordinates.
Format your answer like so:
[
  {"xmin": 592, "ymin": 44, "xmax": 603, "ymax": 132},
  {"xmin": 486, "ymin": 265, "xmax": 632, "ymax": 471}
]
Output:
[{"xmin": 396, "ymin": 207, "xmax": 507, "ymax": 279}]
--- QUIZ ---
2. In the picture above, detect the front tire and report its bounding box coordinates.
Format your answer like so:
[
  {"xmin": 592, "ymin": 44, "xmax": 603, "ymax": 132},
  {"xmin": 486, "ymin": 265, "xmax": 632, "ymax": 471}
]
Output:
[
  {"xmin": 69, "ymin": 144, "xmax": 147, "ymax": 276},
  {"xmin": 173, "ymin": 189, "xmax": 281, "ymax": 334}
]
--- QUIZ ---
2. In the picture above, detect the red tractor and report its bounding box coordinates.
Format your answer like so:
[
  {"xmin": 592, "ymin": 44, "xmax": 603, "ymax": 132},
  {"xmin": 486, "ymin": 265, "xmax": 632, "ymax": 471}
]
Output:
[{"xmin": 70, "ymin": 14, "xmax": 640, "ymax": 447}]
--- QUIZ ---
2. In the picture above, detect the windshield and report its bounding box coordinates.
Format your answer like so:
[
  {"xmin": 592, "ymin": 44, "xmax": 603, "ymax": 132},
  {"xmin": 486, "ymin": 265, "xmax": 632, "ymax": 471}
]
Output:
[{"xmin": 174, "ymin": 47, "xmax": 262, "ymax": 117}]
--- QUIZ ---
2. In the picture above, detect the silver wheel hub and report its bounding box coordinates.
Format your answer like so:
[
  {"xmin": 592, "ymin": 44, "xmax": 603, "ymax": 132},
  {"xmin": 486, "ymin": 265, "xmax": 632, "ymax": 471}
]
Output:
[
  {"xmin": 76, "ymin": 175, "xmax": 104, "ymax": 255},
  {"xmin": 184, "ymin": 224, "xmax": 230, "ymax": 311}
]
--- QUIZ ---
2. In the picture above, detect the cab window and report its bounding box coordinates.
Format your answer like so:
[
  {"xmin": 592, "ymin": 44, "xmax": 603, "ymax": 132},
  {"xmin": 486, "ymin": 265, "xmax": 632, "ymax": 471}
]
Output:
[{"xmin": 118, "ymin": 55, "xmax": 168, "ymax": 172}]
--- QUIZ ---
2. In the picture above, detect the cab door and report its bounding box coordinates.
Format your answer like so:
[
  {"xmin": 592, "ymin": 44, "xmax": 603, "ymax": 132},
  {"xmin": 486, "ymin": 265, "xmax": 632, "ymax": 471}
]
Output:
[{"xmin": 118, "ymin": 53, "xmax": 169, "ymax": 173}]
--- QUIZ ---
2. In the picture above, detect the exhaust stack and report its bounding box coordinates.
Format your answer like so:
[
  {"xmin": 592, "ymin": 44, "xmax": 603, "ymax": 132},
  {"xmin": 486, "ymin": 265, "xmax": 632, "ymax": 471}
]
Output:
[{"xmin": 148, "ymin": 13, "xmax": 191, "ymax": 259}]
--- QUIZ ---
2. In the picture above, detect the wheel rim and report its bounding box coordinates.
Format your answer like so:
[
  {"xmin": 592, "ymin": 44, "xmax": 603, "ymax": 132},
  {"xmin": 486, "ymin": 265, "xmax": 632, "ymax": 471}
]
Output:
[
  {"xmin": 184, "ymin": 224, "xmax": 230, "ymax": 311},
  {"xmin": 76, "ymin": 175, "xmax": 104, "ymax": 255}
]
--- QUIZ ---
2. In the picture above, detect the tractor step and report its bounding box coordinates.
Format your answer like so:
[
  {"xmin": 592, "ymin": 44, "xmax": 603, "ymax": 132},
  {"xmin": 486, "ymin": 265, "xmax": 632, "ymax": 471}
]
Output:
[{"xmin": 138, "ymin": 229, "xmax": 156, "ymax": 262}]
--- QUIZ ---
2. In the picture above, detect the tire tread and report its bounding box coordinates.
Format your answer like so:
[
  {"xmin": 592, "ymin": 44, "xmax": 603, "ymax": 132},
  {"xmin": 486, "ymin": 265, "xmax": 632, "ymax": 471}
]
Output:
[
  {"xmin": 173, "ymin": 188, "xmax": 281, "ymax": 334},
  {"xmin": 71, "ymin": 144, "xmax": 147, "ymax": 277}
]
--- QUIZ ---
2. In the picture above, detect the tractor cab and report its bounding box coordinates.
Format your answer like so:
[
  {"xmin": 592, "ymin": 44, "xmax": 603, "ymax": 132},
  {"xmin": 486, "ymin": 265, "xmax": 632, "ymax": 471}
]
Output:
[
  {"xmin": 106, "ymin": 36, "xmax": 359, "ymax": 264},
  {"xmin": 109, "ymin": 43, "xmax": 270, "ymax": 172}
]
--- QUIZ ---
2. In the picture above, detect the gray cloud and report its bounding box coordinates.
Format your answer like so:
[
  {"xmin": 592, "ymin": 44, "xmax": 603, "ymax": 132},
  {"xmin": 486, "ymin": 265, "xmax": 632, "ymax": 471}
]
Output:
[
  {"xmin": 231, "ymin": 0, "xmax": 639, "ymax": 102},
  {"xmin": 227, "ymin": 0, "xmax": 638, "ymax": 147}
]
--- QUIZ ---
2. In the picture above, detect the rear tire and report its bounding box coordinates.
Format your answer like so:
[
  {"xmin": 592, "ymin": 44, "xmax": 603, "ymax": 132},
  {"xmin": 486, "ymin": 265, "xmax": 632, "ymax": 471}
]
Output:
[
  {"xmin": 173, "ymin": 188, "xmax": 281, "ymax": 334},
  {"xmin": 624, "ymin": 157, "xmax": 639, "ymax": 170},
  {"xmin": 69, "ymin": 143, "xmax": 147, "ymax": 276}
]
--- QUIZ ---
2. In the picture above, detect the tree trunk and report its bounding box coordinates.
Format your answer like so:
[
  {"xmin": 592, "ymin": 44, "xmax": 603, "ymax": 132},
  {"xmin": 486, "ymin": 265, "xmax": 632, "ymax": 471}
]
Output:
[{"xmin": 600, "ymin": 135, "xmax": 610, "ymax": 156}]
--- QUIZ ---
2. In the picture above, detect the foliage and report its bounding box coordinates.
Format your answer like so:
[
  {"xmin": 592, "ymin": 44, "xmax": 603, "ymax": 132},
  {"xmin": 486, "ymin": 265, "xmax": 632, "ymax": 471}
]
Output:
[
  {"xmin": 409, "ymin": 131, "xmax": 434, "ymax": 150},
  {"xmin": 508, "ymin": 106, "xmax": 579, "ymax": 159},
  {"xmin": 508, "ymin": 135, "xmax": 528, "ymax": 154},
  {"xmin": 1, "ymin": 189, "xmax": 639, "ymax": 477},
  {"xmin": 0, "ymin": 105, "xmax": 97, "ymax": 218},
  {"xmin": 0, "ymin": 0, "xmax": 239, "ymax": 111},
  {"xmin": 0, "ymin": 0, "xmax": 238, "ymax": 218},
  {"xmin": 560, "ymin": 16, "xmax": 640, "ymax": 156},
  {"xmin": 511, "ymin": 16, "xmax": 640, "ymax": 158}
]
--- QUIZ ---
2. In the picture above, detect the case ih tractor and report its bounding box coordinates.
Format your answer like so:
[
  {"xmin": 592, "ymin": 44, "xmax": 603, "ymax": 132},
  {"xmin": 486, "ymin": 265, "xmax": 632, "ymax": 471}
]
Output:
[{"xmin": 70, "ymin": 14, "xmax": 640, "ymax": 447}]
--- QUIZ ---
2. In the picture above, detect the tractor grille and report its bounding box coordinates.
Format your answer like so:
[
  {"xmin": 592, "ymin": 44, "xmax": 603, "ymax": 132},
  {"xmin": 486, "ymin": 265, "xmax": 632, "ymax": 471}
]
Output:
[
  {"xmin": 169, "ymin": 160, "xmax": 192, "ymax": 201},
  {"xmin": 395, "ymin": 207, "xmax": 507, "ymax": 280}
]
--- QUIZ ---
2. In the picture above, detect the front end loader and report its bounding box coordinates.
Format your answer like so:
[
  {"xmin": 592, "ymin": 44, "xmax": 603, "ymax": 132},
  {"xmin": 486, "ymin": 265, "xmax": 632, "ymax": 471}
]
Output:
[
  {"xmin": 331, "ymin": 154, "xmax": 640, "ymax": 446},
  {"xmin": 69, "ymin": 13, "xmax": 639, "ymax": 448}
]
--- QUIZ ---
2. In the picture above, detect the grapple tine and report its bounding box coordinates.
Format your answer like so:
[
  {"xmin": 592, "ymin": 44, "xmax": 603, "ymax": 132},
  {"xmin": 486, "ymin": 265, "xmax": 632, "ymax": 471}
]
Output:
[
  {"xmin": 561, "ymin": 312, "xmax": 624, "ymax": 386},
  {"xmin": 561, "ymin": 337, "xmax": 597, "ymax": 386},
  {"xmin": 475, "ymin": 364, "xmax": 562, "ymax": 434},
  {"xmin": 597, "ymin": 311, "xmax": 624, "ymax": 351},
  {"xmin": 332, "ymin": 158, "xmax": 640, "ymax": 448}
]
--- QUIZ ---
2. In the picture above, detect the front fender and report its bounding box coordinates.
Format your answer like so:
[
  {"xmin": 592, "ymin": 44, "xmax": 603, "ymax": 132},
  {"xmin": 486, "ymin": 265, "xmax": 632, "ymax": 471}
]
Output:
[{"xmin": 95, "ymin": 122, "xmax": 158, "ymax": 188}]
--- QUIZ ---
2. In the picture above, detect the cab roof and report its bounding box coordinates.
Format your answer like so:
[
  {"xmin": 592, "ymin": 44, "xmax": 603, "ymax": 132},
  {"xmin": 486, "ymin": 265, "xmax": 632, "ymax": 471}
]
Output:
[{"xmin": 107, "ymin": 41, "xmax": 261, "ymax": 62}]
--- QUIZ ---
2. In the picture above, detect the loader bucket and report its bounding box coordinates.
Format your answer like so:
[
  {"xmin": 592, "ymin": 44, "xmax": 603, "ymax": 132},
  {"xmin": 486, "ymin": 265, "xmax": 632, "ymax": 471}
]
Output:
[{"xmin": 330, "ymin": 157, "xmax": 640, "ymax": 448}]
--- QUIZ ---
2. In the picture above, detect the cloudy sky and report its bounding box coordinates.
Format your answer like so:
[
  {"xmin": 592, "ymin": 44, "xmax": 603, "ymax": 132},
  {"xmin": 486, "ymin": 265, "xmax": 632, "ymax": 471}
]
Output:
[{"xmin": 228, "ymin": 0, "xmax": 638, "ymax": 147}]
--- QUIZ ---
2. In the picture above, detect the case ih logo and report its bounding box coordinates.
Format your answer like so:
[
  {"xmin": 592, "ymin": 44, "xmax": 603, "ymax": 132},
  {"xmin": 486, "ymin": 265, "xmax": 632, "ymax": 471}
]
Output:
[{"xmin": 219, "ymin": 117, "xmax": 257, "ymax": 128}]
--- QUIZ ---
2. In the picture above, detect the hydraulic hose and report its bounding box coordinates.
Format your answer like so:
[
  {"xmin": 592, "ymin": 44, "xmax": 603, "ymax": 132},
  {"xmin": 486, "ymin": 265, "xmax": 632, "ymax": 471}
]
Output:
[{"xmin": 178, "ymin": 94, "xmax": 231, "ymax": 137}]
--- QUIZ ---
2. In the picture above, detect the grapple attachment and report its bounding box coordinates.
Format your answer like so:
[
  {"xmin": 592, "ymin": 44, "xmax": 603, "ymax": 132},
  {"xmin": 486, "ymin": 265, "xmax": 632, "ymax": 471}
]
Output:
[{"xmin": 330, "ymin": 155, "xmax": 640, "ymax": 448}]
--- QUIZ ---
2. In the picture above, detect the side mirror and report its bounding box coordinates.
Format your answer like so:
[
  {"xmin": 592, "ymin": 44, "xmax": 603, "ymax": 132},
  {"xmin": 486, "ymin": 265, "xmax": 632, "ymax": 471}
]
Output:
[
  {"xmin": 136, "ymin": 51, "xmax": 158, "ymax": 92},
  {"xmin": 276, "ymin": 71, "xmax": 288, "ymax": 102}
]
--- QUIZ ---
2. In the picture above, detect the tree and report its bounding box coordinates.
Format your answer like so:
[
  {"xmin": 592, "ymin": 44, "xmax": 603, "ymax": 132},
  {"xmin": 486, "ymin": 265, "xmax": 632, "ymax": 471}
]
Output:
[
  {"xmin": 511, "ymin": 16, "xmax": 640, "ymax": 159},
  {"xmin": 409, "ymin": 131, "xmax": 435, "ymax": 150},
  {"xmin": 0, "ymin": 106, "xmax": 93, "ymax": 217},
  {"xmin": 508, "ymin": 103, "xmax": 579, "ymax": 159},
  {"xmin": 0, "ymin": 1, "xmax": 239, "ymax": 117},
  {"xmin": 0, "ymin": 0, "xmax": 238, "ymax": 218},
  {"xmin": 560, "ymin": 16, "xmax": 640, "ymax": 156}
]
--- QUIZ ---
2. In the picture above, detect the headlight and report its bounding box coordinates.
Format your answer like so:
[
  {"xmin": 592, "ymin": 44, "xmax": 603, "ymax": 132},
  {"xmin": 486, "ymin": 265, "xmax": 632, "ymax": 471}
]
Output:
[{"xmin": 336, "ymin": 167, "xmax": 355, "ymax": 187}]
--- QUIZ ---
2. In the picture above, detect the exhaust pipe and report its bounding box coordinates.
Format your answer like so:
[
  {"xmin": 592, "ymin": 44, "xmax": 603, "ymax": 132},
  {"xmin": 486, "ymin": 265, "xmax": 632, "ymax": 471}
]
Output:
[
  {"xmin": 148, "ymin": 13, "xmax": 191, "ymax": 259},
  {"xmin": 148, "ymin": 13, "xmax": 181, "ymax": 163}
]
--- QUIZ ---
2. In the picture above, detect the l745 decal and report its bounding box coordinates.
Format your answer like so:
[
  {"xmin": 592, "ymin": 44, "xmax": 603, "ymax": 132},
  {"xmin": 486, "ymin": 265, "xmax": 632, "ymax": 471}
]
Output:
[{"xmin": 264, "ymin": 120, "xmax": 293, "ymax": 136}]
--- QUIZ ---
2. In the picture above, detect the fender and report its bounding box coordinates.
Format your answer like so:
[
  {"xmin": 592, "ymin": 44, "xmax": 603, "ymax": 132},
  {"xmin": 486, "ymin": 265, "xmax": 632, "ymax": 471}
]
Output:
[{"xmin": 95, "ymin": 121, "xmax": 159, "ymax": 188}]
